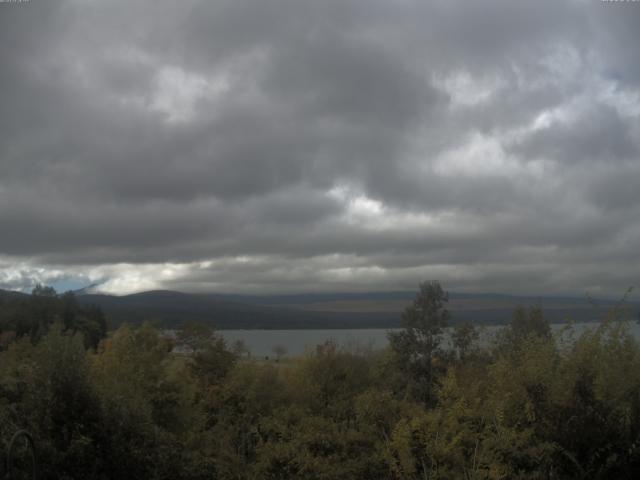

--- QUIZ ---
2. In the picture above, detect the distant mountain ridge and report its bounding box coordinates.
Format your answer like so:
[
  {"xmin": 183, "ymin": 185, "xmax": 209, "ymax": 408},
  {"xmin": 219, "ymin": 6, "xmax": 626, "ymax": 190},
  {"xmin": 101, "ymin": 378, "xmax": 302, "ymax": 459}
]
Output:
[
  {"xmin": 76, "ymin": 289, "xmax": 640, "ymax": 329},
  {"xmin": 0, "ymin": 289, "xmax": 28, "ymax": 300},
  {"xmin": 2, "ymin": 288, "xmax": 638, "ymax": 330},
  {"xmin": 76, "ymin": 290, "xmax": 398, "ymax": 329}
]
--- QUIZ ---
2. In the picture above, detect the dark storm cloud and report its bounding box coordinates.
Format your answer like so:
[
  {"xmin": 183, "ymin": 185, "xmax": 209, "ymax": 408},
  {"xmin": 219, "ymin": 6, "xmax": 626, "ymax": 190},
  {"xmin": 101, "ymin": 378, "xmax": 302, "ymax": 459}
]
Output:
[{"xmin": 0, "ymin": 0, "xmax": 639, "ymax": 294}]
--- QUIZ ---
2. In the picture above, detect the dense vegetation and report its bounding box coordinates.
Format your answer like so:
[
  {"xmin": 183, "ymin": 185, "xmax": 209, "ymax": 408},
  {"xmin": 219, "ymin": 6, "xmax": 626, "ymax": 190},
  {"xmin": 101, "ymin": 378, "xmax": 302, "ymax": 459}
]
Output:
[{"xmin": 2, "ymin": 282, "xmax": 640, "ymax": 479}]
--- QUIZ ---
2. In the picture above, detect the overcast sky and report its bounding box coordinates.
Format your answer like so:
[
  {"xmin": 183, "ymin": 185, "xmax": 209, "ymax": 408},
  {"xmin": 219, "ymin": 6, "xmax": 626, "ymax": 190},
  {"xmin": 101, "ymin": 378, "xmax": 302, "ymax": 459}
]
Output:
[{"xmin": 1, "ymin": 0, "xmax": 639, "ymax": 296}]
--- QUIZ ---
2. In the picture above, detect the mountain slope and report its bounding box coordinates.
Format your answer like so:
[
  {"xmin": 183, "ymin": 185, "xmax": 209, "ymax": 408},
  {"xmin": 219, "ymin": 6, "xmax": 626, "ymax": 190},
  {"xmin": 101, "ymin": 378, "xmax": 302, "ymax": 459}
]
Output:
[
  {"xmin": 77, "ymin": 290, "xmax": 397, "ymax": 329},
  {"xmin": 74, "ymin": 289, "xmax": 640, "ymax": 330}
]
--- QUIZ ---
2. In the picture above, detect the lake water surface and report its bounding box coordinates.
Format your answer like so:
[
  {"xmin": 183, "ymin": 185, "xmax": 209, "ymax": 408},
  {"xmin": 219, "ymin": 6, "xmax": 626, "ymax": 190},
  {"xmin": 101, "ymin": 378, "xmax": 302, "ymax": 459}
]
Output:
[{"xmin": 219, "ymin": 321, "xmax": 640, "ymax": 357}]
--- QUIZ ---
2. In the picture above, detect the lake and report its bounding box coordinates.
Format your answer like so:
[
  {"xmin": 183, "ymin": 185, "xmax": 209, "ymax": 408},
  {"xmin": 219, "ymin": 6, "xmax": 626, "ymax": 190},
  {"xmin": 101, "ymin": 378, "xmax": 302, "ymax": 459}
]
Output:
[{"xmin": 219, "ymin": 321, "xmax": 640, "ymax": 357}]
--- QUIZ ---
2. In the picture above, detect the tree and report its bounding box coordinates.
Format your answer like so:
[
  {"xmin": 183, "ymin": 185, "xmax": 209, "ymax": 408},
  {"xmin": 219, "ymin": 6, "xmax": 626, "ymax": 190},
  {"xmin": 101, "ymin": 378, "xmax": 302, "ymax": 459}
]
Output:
[
  {"xmin": 190, "ymin": 336, "xmax": 237, "ymax": 386},
  {"xmin": 0, "ymin": 286, "xmax": 106, "ymax": 348},
  {"xmin": 0, "ymin": 324, "xmax": 105, "ymax": 478},
  {"xmin": 232, "ymin": 339, "xmax": 250, "ymax": 358},
  {"xmin": 176, "ymin": 321, "xmax": 215, "ymax": 354},
  {"xmin": 27, "ymin": 285, "xmax": 59, "ymax": 342},
  {"xmin": 451, "ymin": 321, "xmax": 479, "ymax": 360},
  {"xmin": 31, "ymin": 284, "xmax": 57, "ymax": 298},
  {"xmin": 91, "ymin": 323, "xmax": 200, "ymax": 479},
  {"xmin": 510, "ymin": 305, "xmax": 550, "ymax": 341},
  {"xmin": 272, "ymin": 345, "xmax": 287, "ymax": 361},
  {"xmin": 497, "ymin": 305, "xmax": 551, "ymax": 354},
  {"xmin": 75, "ymin": 304, "xmax": 108, "ymax": 350},
  {"xmin": 388, "ymin": 280, "xmax": 449, "ymax": 405}
]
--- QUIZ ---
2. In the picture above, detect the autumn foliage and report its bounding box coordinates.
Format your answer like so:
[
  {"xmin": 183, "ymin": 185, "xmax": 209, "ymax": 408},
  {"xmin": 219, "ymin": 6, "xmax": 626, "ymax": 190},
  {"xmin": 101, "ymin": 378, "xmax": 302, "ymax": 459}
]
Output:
[{"xmin": 2, "ymin": 283, "xmax": 640, "ymax": 479}]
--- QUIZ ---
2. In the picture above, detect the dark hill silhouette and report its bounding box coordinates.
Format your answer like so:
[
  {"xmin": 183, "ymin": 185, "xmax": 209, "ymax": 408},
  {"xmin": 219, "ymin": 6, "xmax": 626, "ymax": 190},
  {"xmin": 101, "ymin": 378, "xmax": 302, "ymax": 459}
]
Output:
[
  {"xmin": 0, "ymin": 289, "xmax": 28, "ymax": 301},
  {"xmin": 76, "ymin": 290, "xmax": 397, "ymax": 329},
  {"xmin": 2, "ymin": 288, "xmax": 638, "ymax": 330}
]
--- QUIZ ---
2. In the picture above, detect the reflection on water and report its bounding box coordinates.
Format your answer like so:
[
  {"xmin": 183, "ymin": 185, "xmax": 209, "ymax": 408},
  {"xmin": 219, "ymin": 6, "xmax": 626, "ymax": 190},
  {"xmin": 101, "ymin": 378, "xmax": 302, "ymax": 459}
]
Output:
[{"xmin": 219, "ymin": 321, "xmax": 640, "ymax": 357}]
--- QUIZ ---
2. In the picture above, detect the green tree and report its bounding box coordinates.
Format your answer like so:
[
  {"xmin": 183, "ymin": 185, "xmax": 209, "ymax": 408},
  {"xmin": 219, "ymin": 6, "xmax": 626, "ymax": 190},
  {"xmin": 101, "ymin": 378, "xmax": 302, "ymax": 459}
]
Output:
[
  {"xmin": 0, "ymin": 324, "xmax": 104, "ymax": 479},
  {"xmin": 0, "ymin": 287, "xmax": 106, "ymax": 349},
  {"xmin": 388, "ymin": 280, "xmax": 449, "ymax": 404},
  {"xmin": 510, "ymin": 305, "xmax": 551, "ymax": 342},
  {"xmin": 91, "ymin": 323, "xmax": 206, "ymax": 480},
  {"xmin": 176, "ymin": 321, "xmax": 216, "ymax": 354},
  {"xmin": 190, "ymin": 336, "xmax": 237, "ymax": 386},
  {"xmin": 296, "ymin": 340, "xmax": 371, "ymax": 421},
  {"xmin": 451, "ymin": 321, "xmax": 479, "ymax": 360},
  {"xmin": 496, "ymin": 305, "xmax": 551, "ymax": 355}
]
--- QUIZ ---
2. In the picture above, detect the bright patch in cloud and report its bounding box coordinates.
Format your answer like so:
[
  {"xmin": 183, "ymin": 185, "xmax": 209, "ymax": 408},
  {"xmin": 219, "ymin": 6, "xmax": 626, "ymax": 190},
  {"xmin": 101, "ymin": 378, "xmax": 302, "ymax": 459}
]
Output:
[
  {"xmin": 436, "ymin": 71, "xmax": 504, "ymax": 108},
  {"xmin": 151, "ymin": 66, "xmax": 229, "ymax": 123},
  {"xmin": 433, "ymin": 133, "xmax": 514, "ymax": 177},
  {"xmin": 87, "ymin": 263, "xmax": 194, "ymax": 294}
]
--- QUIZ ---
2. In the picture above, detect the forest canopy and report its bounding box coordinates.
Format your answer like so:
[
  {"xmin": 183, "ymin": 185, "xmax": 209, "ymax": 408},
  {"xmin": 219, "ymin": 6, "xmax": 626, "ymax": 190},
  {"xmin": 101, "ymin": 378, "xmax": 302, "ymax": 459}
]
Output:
[{"xmin": 1, "ymin": 282, "xmax": 640, "ymax": 479}]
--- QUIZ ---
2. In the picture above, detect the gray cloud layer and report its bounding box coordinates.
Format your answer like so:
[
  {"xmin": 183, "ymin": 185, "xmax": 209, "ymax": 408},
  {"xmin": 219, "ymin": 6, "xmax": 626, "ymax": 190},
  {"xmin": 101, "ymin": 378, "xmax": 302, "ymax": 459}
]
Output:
[{"xmin": 1, "ymin": 0, "xmax": 639, "ymax": 295}]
